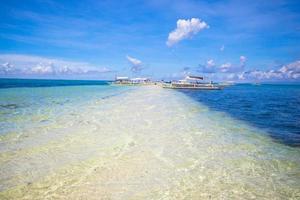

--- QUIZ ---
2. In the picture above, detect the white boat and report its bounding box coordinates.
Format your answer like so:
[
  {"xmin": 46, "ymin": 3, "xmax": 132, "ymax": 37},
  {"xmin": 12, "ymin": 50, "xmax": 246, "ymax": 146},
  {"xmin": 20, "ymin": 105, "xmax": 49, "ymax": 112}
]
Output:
[
  {"xmin": 114, "ymin": 76, "xmax": 130, "ymax": 84},
  {"xmin": 113, "ymin": 76, "xmax": 152, "ymax": 85},
  {"xmin": 162, "ymin": 75, "xmax": 223, "ymax": 90},
  {"xmin": 130, "ymin": 77, "xmax": 151, "ymax": 84}
]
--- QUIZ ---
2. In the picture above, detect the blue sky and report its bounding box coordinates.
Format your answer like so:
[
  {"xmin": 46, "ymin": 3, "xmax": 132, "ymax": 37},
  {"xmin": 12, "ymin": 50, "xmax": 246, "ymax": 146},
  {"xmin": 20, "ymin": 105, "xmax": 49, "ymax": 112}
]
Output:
[{"xmin": 0, "ymin": 0, "xmax": 299, "ymax": 81}]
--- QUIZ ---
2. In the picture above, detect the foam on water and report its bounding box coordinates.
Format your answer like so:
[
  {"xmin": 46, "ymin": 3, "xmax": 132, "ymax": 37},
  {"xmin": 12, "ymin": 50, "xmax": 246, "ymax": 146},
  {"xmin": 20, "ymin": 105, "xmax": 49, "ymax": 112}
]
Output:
[{"xmin": 0, "ymin": 86, "xmax": 299, "ymax": 199}]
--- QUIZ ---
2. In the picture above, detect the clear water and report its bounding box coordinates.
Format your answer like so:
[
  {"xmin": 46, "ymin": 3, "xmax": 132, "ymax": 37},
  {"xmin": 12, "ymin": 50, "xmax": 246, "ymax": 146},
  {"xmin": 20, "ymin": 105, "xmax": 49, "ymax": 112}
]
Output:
[
  {"xmin": 0, "ymin": 79, "xmax": 299, "ymax": 199},
  {"xmin": 179, "ymin": 84, "xmax": 300, "ymax": 147},
  {"xmin": 0, "ymin": 78, "xmax": 111, "ymax": 88},
  {"xmin": 0, "ymin": 79, "xmax": 126, "ymax": 139}
]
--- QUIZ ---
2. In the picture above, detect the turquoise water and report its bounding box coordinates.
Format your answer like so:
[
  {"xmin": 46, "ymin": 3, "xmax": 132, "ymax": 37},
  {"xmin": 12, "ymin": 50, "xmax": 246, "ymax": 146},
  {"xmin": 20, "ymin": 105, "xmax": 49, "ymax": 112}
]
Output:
[
  {"xmin": 0, "ymin": 79, "xmax": 126, "ymax": 139},
  {"xmin": 0, "ymin": 78, "xmax": 111, "ymax": 88},
  {"xmin": 0, "ymin": 79, "xmax": 299, "ymax": 199}
]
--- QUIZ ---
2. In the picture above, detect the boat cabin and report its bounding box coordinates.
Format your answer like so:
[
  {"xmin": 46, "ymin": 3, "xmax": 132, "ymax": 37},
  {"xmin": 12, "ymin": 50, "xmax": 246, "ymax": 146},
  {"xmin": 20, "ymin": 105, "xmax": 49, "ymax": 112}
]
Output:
[
  {"xmin": 115, "ymin": 76, "xmax": 130, "ymax": 84},
  {"xmin": 130, "ymin": 77, "xmax": 151, "ymax": 84}
]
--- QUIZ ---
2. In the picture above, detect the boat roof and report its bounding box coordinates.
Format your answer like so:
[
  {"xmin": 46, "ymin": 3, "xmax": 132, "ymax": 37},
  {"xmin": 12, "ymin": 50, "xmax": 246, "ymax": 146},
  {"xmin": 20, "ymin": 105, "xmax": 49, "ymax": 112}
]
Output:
[
  {"xmin": 116, "ymin": 76, "xmax": 129, "ymax": 80},
  {"xmin": 130, "ymin": 77, "xmax": 150, "ymax": 81},
  {"xmin": 186, "ymin": 75, "xmax": 204, "ymax": 80}
]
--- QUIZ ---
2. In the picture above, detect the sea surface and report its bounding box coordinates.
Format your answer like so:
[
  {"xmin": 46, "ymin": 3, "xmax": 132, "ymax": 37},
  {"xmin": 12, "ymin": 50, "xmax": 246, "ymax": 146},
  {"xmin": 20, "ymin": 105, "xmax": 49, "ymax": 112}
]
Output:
[
  {"xmin": 179, "ymin": 83, "xmax": 300, "ymax": 147},
  {"xmin": 0, "ymin": 78, "xmax": 299, "ymax": 199}
]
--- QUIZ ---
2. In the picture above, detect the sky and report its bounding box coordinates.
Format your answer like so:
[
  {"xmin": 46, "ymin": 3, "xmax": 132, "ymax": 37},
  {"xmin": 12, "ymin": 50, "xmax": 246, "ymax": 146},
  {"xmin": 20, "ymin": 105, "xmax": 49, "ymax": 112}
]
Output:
[{"xmin": 0, "ymin": 0, "xmax": 300, "ymax": 81}]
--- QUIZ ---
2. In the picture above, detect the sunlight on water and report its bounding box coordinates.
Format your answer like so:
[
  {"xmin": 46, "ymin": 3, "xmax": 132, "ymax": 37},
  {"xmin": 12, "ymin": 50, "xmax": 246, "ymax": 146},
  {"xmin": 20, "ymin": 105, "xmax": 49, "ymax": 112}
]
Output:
[{"xmin": 0, "ymin": 86, "xmax": 299, "ymax": 199}]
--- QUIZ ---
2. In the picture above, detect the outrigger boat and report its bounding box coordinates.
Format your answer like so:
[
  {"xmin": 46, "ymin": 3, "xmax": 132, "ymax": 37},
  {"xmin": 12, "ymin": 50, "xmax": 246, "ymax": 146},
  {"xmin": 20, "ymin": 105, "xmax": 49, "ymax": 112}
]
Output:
[
  {"xmin": 162, "ymin": 75, "xmax": 223, "ymax": 90},
  {"xmin": 113, "ymin": 76, "xmax": 153, "ymax": 85}
]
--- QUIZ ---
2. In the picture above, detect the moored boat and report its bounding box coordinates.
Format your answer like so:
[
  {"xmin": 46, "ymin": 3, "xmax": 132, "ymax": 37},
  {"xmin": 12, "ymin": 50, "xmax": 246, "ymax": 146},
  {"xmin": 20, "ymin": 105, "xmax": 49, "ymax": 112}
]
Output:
[
  {"xmin": 113, "ymin": 76, "xmax": 153, "ymax": 85},
  {"xmin": 162, "ymin": 75, "xmax": 223, "ymax": 90}
]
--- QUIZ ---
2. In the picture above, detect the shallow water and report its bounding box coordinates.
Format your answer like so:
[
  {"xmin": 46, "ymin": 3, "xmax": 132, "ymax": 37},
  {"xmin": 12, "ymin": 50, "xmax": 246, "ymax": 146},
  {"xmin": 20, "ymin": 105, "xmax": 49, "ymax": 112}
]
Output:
[{"xmin": 0, "ymin": 83, "xmax": 299, "ymax": 199}]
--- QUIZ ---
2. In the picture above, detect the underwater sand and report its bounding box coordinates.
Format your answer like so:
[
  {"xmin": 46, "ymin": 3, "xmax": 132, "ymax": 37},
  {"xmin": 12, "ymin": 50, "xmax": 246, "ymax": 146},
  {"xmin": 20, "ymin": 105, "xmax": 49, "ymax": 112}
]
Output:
[{"xmin": 0, "ymin": 86, "xmax": 299, "ymax": 199}]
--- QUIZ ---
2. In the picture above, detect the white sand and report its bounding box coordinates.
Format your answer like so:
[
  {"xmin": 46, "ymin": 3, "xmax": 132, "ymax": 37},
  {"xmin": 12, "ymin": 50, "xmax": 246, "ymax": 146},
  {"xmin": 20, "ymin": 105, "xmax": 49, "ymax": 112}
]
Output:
[{"xmin": 0, "ymin": 86, "xmax": 299, "ymax": 199}]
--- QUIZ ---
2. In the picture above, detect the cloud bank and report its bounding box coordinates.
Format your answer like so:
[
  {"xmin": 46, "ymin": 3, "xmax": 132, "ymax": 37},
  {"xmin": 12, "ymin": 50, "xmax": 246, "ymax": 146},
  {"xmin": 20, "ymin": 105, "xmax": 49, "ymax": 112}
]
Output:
[
  {"xmin": 239, "ymin": 61, "xmax": 300, "ymax": 81},
  {"xmin": 196, "ymin": 57, "xmax": 300, "ymax": 82},
  {"xmin": 167, "ymin": 18, "xmax": 209, "ymax": 47},
  {"xmin": 0, "ymin": 54, "xmax": 112, "ymax": 77}
]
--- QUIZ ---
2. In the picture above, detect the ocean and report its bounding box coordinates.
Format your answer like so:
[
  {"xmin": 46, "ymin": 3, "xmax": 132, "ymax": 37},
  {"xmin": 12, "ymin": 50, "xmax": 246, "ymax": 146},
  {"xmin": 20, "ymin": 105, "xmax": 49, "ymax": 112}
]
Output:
[
  {"xmin": 0, "ymin": 78, "xmax": 299, "ymax": 199},
  {"xmin": 179, "ymin": 83, "xmax": 300, "ymax": 147}
]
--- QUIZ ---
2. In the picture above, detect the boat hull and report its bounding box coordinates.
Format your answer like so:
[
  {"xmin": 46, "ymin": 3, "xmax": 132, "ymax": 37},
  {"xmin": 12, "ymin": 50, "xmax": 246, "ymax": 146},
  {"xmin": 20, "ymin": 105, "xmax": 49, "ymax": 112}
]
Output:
[{"xmin": 162, "ymin": 84, "xmax": 222, "ymax": 90}]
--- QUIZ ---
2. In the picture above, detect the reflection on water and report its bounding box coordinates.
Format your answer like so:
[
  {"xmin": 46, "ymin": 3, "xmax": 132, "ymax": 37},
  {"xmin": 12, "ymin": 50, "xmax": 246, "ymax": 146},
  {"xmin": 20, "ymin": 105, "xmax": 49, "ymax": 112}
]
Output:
[{"xmin": 0, "ymin": 85, "xmax": 299, "ymax": 199}]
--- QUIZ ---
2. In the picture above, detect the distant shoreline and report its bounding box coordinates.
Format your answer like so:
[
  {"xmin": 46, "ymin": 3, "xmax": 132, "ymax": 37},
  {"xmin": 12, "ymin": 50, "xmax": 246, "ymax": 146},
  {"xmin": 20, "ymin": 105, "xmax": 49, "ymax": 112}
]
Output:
[{"xmin": 1, "ymin": 77, "xmax": 300, "ymax": 85}]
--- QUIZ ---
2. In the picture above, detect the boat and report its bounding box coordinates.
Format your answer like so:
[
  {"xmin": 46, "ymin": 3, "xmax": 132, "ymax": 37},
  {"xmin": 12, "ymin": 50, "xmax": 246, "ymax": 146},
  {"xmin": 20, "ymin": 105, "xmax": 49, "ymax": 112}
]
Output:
[
  {"xmin": 114, "ymin": 76, "xmax": 131, "ymax": 85},
  {"xmin": 130, "ymin": 77, "xmax": 151, "ymax": 84},
  {"xmin": 162, "ymin": 75, "xmax": 223, "ymax": 90},
  {"xmin": 113, "ymin": 76, "xmax": 153, "ymax": 85}
]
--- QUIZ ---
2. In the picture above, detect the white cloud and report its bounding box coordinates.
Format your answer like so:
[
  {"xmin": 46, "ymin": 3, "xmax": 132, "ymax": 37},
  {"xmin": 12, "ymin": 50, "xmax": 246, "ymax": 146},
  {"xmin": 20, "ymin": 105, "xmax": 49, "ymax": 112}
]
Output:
[
  {"xmin": 171, "ymin": 59, "xmax": 299, "ymax": 82},
  {"xmin": 200, "ymin": 58, "xmax": 244, "ymax": 74},
  {"xmin": 220, "ymin": 62, "xmax": 232, "ymax": 72},
  {"xmin": 0, "ymin": 54, "xmax": 112, "ymax": 76},
  {"xmin": 193, "ymin": 59, "xmax": 300, "ymax": 82},
  {"xmin": 166, "ymin": 18, "xmax": 209, "ymax": 47},
  {"xmin": 277, "ymin": 60, "xmax": 300, "ymax": 79},
  {"xmin": 207, "ymin": 59, "xmax": 215, "ymax": 67},
  {"xmin": 126, "ymin": 55, "xmax": 142, "ymax": 66},
  {"xmin": 238, "ymin": 60, "xmax": 300, "ymax": 81},
  {"xmin": 30, "ymin": 63, "xmax": 54, "ymax": 74},
  {"xmin": 279, "ymin": 60, "xmax": 300, "ymax": 75},
  {"xmin": 242, "ymin": 70, "xmax": 281, "ymax": 80},
  {"xmin": 219, "ymin": 56, "xmax": 246, "ymax": 73},
  {"xmin": 197, "ymin": 59, "xmax": 217, "ymax": 73},
  {"xmin": 202, "ymin": 59, "xmax": 216, "ymax": 73},
  {"xmin": 0, "ymin": 62, "xmax": 15, "ymax": 74},
  {"xmin": 237, "ymin": 73, "xmax": 246, "ymax": 80},
  {"xmin": 126, "ymin": 55, "xmax": 143, "ymax": 72}
]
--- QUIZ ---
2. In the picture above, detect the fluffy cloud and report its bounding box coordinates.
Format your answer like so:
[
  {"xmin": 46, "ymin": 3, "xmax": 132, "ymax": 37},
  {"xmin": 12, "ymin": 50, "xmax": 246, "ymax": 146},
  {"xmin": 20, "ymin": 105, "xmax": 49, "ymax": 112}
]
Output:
[
  {"xmin": 0, "ymin": 62, "xmax": 15, "ymax": 74},
  {"xmin": 199, "ymin": 57, "xmax": 245, "ymax": 73},
  {"xmin": 126, "ymin": 55, "xmax": 143, "ymax": 72},
  {"xmin": 199, "ymin": 59, "xmax": 217, "ymax": 73},
  {"xmin": 220, "ymin": 56, "xmax": 246, "ymax": 73},
  {"xmin": 237, "ymin": 60, "xmax": 300, "ymax": 81},
  {"xmin": 207, "ymin": 59, "xmax": 215, "ymax": 67},
  {"xmin": 166, "ymin": 18, "xmax": 209, "ymax": 47},
  {"xmin": 197, "ymin": 57, "xmax": 300, "ymax": 81},
  {"xmin": 278, "ymin": 60, "xmax": 300, "ymax": 78},
  {"xmin": 0, "ymin": 54, "xmax": 112, "ymax": 76},
  {"xmin": 240, "ymin": 70, "xmax": 282, "ymax": 80},
  {"xmin": 219, "ymin": 62, "xmax": 232, "ymax": 73},
  {"xmin": 30, "ymin": 63, "xmax": 55, "ymax": 74},
  {"xmin": 166, "ymin": 60, "xmax": 300, "ymax": 82}
]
